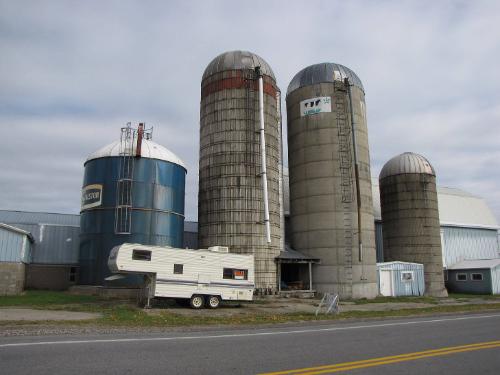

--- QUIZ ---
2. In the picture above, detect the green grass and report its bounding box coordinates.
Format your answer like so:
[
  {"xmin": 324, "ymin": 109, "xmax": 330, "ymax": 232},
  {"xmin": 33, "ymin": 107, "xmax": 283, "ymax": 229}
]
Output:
[
  {"xmin": 2, "ymin": 291, "xmax": 500, "ymax": 328},
  {"xmin": 347, "ymin": 296, "xmax": 439, "ymax": 305},
  {"xmin": 0, "ymin": 290, "xmax": 101, "ymax": 307}
]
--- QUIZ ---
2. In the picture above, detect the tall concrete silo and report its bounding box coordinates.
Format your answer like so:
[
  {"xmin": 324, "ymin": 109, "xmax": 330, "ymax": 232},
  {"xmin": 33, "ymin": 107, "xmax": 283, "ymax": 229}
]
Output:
[
  {"xmin": 198, "ymin": 50, "xmax": 282, "ymax": 292},
  {"xmin": 379, "ymin": 152, "xmax": 448, "ymax": 297},
  {"xmin": 286, "ymin": 63, "xmax": 378, "ymax": 299},
  {"xmin": 79, "ymin": 124, "xmax": 186, "ymax": 285}
]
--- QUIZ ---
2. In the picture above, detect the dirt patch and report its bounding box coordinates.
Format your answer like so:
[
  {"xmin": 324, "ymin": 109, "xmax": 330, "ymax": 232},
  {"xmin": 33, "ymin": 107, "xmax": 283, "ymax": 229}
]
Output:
[{"xmin": 0, "ymin": 308, "xmax": 101, "ymax": 321}]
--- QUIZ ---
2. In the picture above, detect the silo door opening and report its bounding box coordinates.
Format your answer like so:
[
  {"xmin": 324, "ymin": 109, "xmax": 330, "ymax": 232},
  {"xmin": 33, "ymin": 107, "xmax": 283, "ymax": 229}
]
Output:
[
  {"xmin": 280, "ymin": 264, "xmax": 308, "ymax": 291},
  {"xmin": 276, "ymin": 247, "xmax": 319, "ymax": 296}
]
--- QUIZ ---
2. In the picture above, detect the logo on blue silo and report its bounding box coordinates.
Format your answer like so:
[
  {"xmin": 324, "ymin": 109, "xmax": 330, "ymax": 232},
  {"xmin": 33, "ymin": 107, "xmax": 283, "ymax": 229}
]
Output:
[{"xmin": 81, "ymin": 184, "xmax": 103, "ymax": 210}]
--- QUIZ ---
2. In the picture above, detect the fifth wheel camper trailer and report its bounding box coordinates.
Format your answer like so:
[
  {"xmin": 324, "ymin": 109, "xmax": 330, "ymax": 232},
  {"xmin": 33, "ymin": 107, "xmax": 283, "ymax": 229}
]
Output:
[{"xmin": 107, "ymin": 243, "xmax": 255, "ymax": 308}]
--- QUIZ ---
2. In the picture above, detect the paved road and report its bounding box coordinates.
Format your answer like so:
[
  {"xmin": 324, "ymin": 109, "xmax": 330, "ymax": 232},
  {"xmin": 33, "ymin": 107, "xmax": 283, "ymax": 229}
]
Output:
[{"xmin": 1, "ymin": 313, "xmax": 499, "ymax": 374}]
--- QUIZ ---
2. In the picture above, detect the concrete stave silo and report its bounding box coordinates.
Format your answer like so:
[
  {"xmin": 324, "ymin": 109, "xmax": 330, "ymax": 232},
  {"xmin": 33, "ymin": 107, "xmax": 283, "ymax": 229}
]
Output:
[
  {"xmin": 286, "ymin": 63, "xmax": 378, "ymax": 299},
  {"xmin": 79, "ymin": 127, "xmax": 186, "ymax": 285},
  {"xmin": 379, "ymin": 152, "xmax": 447, "ymax": 297},
  {"xmin": 198, "ymin": 50, "xmax": 282, "ymax": 292}
]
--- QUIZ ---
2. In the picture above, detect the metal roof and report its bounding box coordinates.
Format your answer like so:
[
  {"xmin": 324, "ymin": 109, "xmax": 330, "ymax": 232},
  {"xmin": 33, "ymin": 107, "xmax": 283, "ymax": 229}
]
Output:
[
  {"xmin": 379, "ymin": 152, "xmax": 435, "ymax": 179},
  {"xmin": 447, "ymin": 259, "xmax": 500, "ymax": 270},
  {"xmin": 287, "ymin": 62, "xmax": 364, "ymax": 96},
  {"xmin": 0, "ymin": 223, "xmax": 34, "ymax": 242},
  {"xmin": 276, "ymin": 245, "xmax": 320, "ymax": 262},
  {"xmin": 85, "ymin": 139, "xmax": 187, "ymax": 169},
  {"xmin": 202, "ymin": 50, "xmax": 275, "ymax": 81},
  {"xmin": 371, "ymin": 179, "xmax": 499, "ymax": 229},
  {"xmin": 0, "ymin": 210, "xmax": 80, "ymax": 226}
]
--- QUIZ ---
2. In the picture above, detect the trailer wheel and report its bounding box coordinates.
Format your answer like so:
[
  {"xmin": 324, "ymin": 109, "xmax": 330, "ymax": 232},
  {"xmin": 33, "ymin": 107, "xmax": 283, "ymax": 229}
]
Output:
[
  {"xmin": 207, "ymin": 295, "xmax": 221, "ymax": 309},
  {"xmin": 190, "ymin": 295, "xmax": 204, "ymax": 309}
]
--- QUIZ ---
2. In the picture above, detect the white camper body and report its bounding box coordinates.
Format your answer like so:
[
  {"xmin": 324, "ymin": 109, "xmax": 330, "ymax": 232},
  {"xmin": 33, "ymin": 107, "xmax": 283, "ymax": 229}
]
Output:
[{"xmin": 108, "ymin": 243, "xmax": 255, "ymax": 307}]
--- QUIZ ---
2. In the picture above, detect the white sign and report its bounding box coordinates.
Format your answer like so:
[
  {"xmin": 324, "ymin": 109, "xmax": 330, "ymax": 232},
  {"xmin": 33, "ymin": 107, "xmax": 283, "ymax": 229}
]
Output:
[
  {"xmin": 300, "ymin": 96, "xmax": 332, "ymax": 117},
  {"xmin": 81, "ymin": 184, "xmax": 103, "ymax": 210}
]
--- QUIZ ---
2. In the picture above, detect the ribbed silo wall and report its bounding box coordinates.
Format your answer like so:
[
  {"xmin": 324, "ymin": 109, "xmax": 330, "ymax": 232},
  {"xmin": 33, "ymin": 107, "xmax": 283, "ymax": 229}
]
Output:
[
  {"xmin": 198, "ymin": 68, "xmax": 281, "ymax": 292},
  {"xmin": 287, "ymin": 78, "xmax": 377, "ymax": 299},
  {"xmin": 379, "ymin": 173, "xmax": 447, "ymax": 297},
  {"xmin": 79, "ymin": 157, "xmax": 185, "ymax": 285}
]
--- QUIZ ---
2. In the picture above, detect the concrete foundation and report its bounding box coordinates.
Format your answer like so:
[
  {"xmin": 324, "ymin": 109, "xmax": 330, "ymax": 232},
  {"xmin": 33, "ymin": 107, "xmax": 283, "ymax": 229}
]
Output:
[
  {"xmin": 0, "ymin": 262, "xmax": 25, "ymax": 295},
  {"xmin": 26, "ymin": 264, "xmax": 78, "ymax": 291}
]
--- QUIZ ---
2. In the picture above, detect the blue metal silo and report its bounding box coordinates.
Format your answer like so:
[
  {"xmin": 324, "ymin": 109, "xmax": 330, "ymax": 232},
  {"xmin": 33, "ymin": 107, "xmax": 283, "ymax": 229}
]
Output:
[{"xmin": 79, "ymin": 125, "xmax": 187, "ymax": 285}]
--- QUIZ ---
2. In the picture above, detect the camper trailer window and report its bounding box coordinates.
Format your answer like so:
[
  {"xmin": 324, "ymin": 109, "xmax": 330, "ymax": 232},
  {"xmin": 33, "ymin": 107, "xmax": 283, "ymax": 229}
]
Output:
[
  {"xmin": 174, "ymin": 264, "xmax": 183, "ymax": 274},
  {"xmin": 132, "ymin": 250, "xmax": 152, "ymax": 261},
  {"xmin": 223, "ymin": 268, "xmax": 248, "ymax": 280}
]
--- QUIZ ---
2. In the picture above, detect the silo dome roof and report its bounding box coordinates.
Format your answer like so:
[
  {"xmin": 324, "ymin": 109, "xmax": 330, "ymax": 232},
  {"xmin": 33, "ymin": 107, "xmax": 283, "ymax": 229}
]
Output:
[
  {"xmin": 85, "ymin": 139, "xmax": 187, "ymax": 170},
  {"xmin": 287, "ymin": 62, "xmax": 364, "ymax": 96},
  {"xmin": 202, "ymin": 50, "xmax": 275, "ymax": 81},
  {"xmin": 379, "ymin": 152, "xmax": 435, "ymax": 179}
]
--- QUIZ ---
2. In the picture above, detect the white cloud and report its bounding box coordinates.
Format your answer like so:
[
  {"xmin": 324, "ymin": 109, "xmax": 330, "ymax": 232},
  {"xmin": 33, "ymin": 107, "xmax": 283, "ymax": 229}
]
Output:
[{"xmin": 0, "ymin": 0, "xmax": 499, "ymax": 223}]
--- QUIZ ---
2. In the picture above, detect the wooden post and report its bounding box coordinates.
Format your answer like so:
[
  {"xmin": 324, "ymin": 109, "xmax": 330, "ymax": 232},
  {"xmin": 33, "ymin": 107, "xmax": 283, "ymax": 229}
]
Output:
[{"xmin": 309, "ymin": 262, "xmax": 313, "ymax": 291}]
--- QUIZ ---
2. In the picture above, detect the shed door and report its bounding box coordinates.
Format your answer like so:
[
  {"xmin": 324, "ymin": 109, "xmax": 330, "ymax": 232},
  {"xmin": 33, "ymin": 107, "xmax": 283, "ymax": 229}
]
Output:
[{"xmin": 379, "ymin": 270, "xmax": 393, "ymax": 296}]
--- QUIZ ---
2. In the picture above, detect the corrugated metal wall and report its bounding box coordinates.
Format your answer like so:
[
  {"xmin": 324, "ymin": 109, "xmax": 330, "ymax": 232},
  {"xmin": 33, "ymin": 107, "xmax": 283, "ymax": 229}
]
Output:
[
  {"xmin": 11, "ymin": 224, "xmax": 79, "ymax": 264},
  {"xmin": 377, "ymin": 262, "xmax": 425, "ymax": 296},
  {"xmin": 0, "ymin": 227, "xmax": 30, "ymax": 263},
  {"xmin": 492, "ymin": 266, "xmax": 500, "ymax": 295},
  {"xmin": 441, "ymin": 227, "xmax": 499, "ymax": 267},
  {"xmin": 376, "ymin": 225, "xmax": 499, "ymax": 268},
  {"xmin": 0, "ymin": 210, "xmax": 79, "ymax": 226}
]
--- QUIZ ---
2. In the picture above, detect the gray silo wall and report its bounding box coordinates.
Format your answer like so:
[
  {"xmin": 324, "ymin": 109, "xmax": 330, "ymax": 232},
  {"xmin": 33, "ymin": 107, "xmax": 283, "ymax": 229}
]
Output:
[
  {"xmin": 79, "ymin": 156, "xmax": 186, "ymax": 286},
  {"xmin": 379, "ymin": 173, "xmax": 447, "ymax": 297},
  {"xmin": 198, "ymin": 69, "xmax": 282, "ymax": 292},
  {"xmin": 286, "ymin": 80, "xmax": 378, "ymax": 299}
]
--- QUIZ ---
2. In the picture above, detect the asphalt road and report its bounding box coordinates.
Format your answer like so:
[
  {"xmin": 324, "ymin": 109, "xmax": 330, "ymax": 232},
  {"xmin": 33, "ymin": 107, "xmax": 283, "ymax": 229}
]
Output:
[{"xmin": 1, "ymin": 313, "xmax": 500, "ymax": 374}]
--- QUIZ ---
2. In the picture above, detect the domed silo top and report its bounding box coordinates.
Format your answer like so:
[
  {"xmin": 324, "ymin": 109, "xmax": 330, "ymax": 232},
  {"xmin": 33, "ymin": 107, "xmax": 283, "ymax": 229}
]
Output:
[
  {"xmin": 202, "ymin": 50, "xmax": 276, "ymax": 80},
  {"xmin": 379, "ymin": 152, "xmax": 435, "ymax": 179},
  {"xmin": 85, "ymin": 139, "xmax": 187, "ymax": 170},
  {"xmin": 287, "ymin": 62, "xmax": 364, "ymax": 96}
]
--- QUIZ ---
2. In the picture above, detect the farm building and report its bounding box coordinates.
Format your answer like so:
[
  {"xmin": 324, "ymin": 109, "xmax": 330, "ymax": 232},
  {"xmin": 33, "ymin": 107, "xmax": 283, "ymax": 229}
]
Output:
[
  {"xmin": 445, "ymin": 259, "xmax": 500, "ymax": 295},
  {"xmin": 377, "ymin": 262, "xmax": 425, "ymax": 297}
]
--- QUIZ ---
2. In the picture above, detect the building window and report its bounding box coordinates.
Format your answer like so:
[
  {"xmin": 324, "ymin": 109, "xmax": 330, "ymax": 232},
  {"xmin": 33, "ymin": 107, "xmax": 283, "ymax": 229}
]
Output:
[
  {"xmin": 401, "ymin": 271, "xmax": 414, "ymax": 282},
  {"xmin": 471, "ymin": 273, "xmax": 483, "ymax": 281},
  {"xmin": 69, "ymin": 267, "xmax": 77, "ymax": 282},
  {"xmin": 174, "ymin": 264, "xmax": 183, "ymax": 274},
  {"xmin": 223, "ymin": 268, "xmax": 248, "ymax": 280},
  {"xmin": 456, "ymin": 273, "xmax": 467, "ymax": 281},
  {"xmin": 132, "ymin": 250, "xmax": 151, "ymax": 261}
]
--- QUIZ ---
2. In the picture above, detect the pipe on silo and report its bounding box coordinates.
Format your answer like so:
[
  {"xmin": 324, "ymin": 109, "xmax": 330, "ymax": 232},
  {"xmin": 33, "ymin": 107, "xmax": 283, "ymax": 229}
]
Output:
[
  {"xmin": 345, "ymin": 78, "xmax": 363, "ymax": 263},
  {"xmin": 256, "ymin": 67, "xmax": 271, "ymax": 243}
]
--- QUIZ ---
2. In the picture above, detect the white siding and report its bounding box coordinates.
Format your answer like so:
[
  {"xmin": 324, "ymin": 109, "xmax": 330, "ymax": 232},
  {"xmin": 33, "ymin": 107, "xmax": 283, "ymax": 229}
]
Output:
[
  {"xmin": 442, "ymin": 227, "xmax": 499, "ymax": 268},
  {"xmin": 492, "ymin": 265, "xmax": 500, "ymax": 295}
]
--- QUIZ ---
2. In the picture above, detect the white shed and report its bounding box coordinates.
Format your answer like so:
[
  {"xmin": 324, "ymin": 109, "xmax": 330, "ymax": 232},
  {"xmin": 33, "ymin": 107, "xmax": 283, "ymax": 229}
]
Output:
[{"xmin": 377, "ymin": 262, "xmax": 425, "ymax": 297}]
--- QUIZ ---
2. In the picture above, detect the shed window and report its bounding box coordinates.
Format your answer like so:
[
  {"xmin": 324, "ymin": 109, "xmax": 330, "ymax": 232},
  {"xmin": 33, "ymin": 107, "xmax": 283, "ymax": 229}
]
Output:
[
  {"xmin": 132, "ymin": 250, "xmax": 151, "ymax": 261},
  {"xmin": 456, "ymin": 273, "xmax": 467, "ymax": 281},
  {"xmin": 223, "ymin": 268, "xmax": 248, "ymax": 280},
  {"xmin": 471, "ymin": 273, "xmax": 483, "ymax": 281},
  {"xmin": 174, "ymin": 264, "xmax": 183, "ymax": 274},
  {"xmin": 69, "ymin": 267, "xmax": 77, "ymax": 282},
  {"xmin": 401, "ymin": 271, "xmax": 414, "ymax": 282}
]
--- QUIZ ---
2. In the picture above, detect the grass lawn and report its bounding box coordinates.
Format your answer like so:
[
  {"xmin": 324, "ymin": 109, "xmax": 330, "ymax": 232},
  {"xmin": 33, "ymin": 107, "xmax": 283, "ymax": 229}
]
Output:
[{"xmin": 1, "ymin": 290, "xmax": 500, "ymax": 328}]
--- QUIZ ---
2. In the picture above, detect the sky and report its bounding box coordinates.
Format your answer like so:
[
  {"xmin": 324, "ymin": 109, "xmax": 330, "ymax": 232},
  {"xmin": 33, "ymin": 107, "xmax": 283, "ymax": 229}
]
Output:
[{"xmin": 0, "ymin": 0, "xmax": 499, "ymax": 223}]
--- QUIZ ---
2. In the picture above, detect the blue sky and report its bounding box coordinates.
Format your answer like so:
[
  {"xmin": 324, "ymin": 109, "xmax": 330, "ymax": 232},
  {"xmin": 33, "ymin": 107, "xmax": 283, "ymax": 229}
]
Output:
[{"xmin": 0, "ymin": 0, "xmax": 499, "ymax": 223}]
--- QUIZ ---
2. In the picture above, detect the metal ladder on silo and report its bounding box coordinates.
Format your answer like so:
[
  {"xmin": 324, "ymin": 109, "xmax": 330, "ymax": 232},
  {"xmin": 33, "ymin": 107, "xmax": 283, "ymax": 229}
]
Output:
[
  {"xmin": 336, "ymin": 85, "xmax": 354, "ymax": 295},
  {"xmin": 114, "ymin": 123, "xmax": 135, "ymax": 234}
]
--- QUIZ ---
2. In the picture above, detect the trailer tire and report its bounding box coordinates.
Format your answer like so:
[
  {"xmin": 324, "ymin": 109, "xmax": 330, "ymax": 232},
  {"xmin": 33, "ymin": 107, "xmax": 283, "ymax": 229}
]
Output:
[
  {"xmin": 206, "ymin": 295, "xmax": 221, "ymax": 309},
  {"xmin": 190, "ymin": 295, "xmax": 204, "ymax": 309}
]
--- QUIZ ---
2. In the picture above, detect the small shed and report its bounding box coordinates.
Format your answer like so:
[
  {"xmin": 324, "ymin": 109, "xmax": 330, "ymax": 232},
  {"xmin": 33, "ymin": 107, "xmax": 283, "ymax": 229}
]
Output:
[
  {"xmin": 0, "ymin": 223, "xmax": 34, "ymax": 295},
  {"xmin": 377, "ymin": 262, "xmax": 425, "ymax": 297},
  {"xmin": 446, "ymin": 259, "xmax": 500, "ymax": 295}
]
